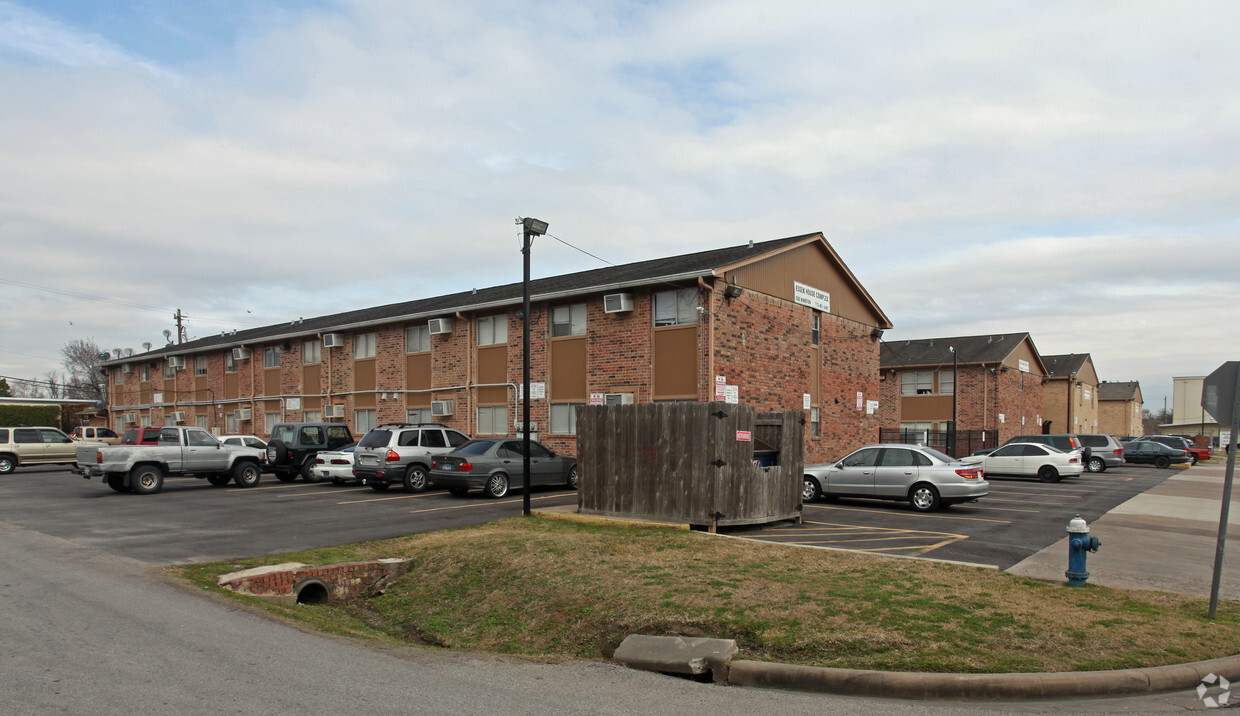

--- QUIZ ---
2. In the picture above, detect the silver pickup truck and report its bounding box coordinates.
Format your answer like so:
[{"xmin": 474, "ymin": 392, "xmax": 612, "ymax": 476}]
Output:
[{"xmin": 74, "ymin": 426, "xmax": 265, "ymax": 495}]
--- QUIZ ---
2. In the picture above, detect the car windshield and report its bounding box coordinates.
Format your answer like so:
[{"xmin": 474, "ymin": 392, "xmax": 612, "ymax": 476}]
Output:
[
  {"xmin": 454, "ymin": 440, "xmax": 498, "ymax": 456},
  {"xmin": 919, "ymin": 447, "xmax": 955, "ymax": 463},
  {"xmin": 359, "ymin": 430, "xmax": 393, "ymax": 448}
]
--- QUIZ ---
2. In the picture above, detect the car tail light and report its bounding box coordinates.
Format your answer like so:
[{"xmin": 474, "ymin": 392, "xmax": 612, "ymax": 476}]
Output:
[
  {"xmin": 1068, "ymin": 456, "xmax": 1079, "ymax": 463},
  {"xmin": 1113, "ymin": 448, "xmax": 1124, "ymax": 455},
  {"xmin": 955, "ymin": 467, "xmax": 983, "ymax": 480},
  {"xmin": 96, "ymin": 451, "xmax": 103, "ymax": 464},
  {"xmin": 385, "ymin": 450, "xmax": 400, "ymax": 462},
  {"xmin": 330, "ymin": 458, "xmax": 349, "ymax": 465},
  {"xmin": 460, "ymin": 461, "xmax": 473, "ymax": 472},
  {"xmin": 315, "ymin": 457, "xmax": 325, "ymax": 465}
]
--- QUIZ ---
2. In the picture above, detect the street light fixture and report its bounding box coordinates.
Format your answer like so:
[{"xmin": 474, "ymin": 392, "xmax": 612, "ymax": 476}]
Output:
[{"xmin": 518, "ymin": 217, "xmax": 548, "ymax": 517}]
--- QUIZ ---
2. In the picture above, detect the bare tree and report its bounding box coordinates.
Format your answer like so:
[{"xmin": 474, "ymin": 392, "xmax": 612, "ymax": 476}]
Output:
[{"xmin": 60, "ymin": 338, "xmax": 107, "ymax": 407}]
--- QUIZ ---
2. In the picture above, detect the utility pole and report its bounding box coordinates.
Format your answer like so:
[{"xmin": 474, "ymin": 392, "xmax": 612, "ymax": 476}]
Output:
[{"xmin": 174, "ymin": 309, "xmax": 186, "ymax": 344}]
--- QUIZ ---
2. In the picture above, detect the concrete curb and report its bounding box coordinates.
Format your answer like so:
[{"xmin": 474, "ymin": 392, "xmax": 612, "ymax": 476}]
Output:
[{"xmin": 725, "ymin": 654, "xmax": 1240, "ymax": 700}]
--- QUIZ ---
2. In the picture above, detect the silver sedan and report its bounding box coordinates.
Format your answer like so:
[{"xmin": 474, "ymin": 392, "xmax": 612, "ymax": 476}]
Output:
[{"xmin": 802, "ymin": 444, "xmax": 988, "ymax": 512}]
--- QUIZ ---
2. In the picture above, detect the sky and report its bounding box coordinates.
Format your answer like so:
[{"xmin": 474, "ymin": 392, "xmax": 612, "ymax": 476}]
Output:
[{"xmin": 1, "ymin": 0, "xmax": 1237, "ymax": 419}]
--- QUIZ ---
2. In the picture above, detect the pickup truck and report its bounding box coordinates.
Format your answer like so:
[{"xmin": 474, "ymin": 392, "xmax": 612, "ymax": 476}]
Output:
[{"xmin": 73, "ymin": 426, "xmax": 265, "ymax": 495}]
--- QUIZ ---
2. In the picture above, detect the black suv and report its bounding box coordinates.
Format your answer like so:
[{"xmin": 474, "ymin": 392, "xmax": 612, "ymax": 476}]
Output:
[
  {"xmin": 266, "ymin": 422, "xmax": 354, "ymax": 482},
  {"xmin": 353, "ymin": 423, "xmax": 471, "ymax": 492}
]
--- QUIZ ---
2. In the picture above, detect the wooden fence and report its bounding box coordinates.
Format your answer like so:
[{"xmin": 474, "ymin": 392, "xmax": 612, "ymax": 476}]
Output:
[{"xmin": 576, "ymin": 402, "xmax": 803, "ymax": 529}]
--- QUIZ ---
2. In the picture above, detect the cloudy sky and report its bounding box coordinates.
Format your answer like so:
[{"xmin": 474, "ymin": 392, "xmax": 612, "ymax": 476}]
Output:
[{"xmin": 1, "ymin": 0, "xmax": 1237, "ymax": 417}]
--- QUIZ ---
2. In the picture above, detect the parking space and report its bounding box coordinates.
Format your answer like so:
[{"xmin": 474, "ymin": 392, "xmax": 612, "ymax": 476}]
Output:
[
  {"xmin": 731, "ymin": 464, "xmax": 1180, "ymax": 569},
  {"xmin": 0, "ymin": 467, "xmax": 579, "ymax": 564}
]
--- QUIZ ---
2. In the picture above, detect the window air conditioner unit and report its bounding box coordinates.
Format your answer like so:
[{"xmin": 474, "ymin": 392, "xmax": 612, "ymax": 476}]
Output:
[
  {"xmin": 431, "ymin": 399, "xmax": 454, "ymax": 416},
  {"xmin": 428, "ymin": 318, "xmax": 453, "ymax": 335},
  {"xmin": 122, "ymin": 412, "xmax": 137, "ymax": 422},
  {"xmin": 325, "ymin": 404, "xmax": 345, "ymax": 418},
  {"xmin": 122, "ymin": 364, "xmax": 133, "ymax": 374},
  {"xmin": 604, "ymin": 392, "xmax": 635, "ymax": 406},
  {"xmin": 170, "ymin": 411, "xmax": 186, "ymax": 423},
  {"xmin": 603, "ymin": 293, "xmax": 634, "ymax": 313},
  {"xmin": 168, "ymin": 356, "xmax": 186, "ymax": 369},
  {"xmin": 323, "ymin": 333, "xmax": 345, "ymax": 349},
  {"xmin": 231, "ymin": 347, "xmax": 250, "ymax": 360},
  {"xmin": 234, "ymin": 408, "xmax": 252, "ymax": 420}
]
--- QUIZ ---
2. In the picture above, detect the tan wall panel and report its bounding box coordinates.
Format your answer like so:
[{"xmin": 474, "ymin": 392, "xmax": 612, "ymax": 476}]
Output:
[
  {"xmin": 302, "ymin": 364, "xmax": 321, "ymax": 393},
  {"xmin": 194, "ymin": 376, "xmax": 209, "ymax": 402},
  {"xmin": 355, "ymin": 392, "xmax": 375, "ymax": 408},
  {"xmin": 477, "ymin": 386, "xmax": 507, "ymax": 404},
  {"xmin": 1004, "ymin": 341, "xmax": 1045, "ymax": 377},
  {"xmin": 264, "ymin": 368, "xmax": 280, "ymax": 394},
  {"xmin": 405, "ymin": 354, "xmax": 431, "ymax": 391},
  {"xmin": 477, "ymin": 345, "xmax": 506, "ymax": 385},
  {"xmin": 355, "ymin": 359, "xmax": 376, "ymax": 391},
  {"xmin": 407, "ymin": 392, "xmax": 431, "ymax": 408},
  {"xmin": 224, "ymin": 373, "xmax": 239, "ymax": 399},
  {"xmin": 726, "ymin": 242, "xmax": 881, "ymax": 326},
  {"xmin": 551, "ymin": 337, "xmax": 587, "ymax": 401},
  {"xmin": 900, "ymin": 395, "xmax": 954, "ymax": 421},
  {"xmin": 653, "ymin": 326, "xmax": 697, "ymax": 399},
  {"xmin": 302, "ymin": 396, "xmax": 322, "ymax": 410}
]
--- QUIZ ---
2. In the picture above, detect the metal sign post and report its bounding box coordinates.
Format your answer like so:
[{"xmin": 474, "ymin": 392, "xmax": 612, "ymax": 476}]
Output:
[{"xmin": 1202, "ymin": 361, "xmax": 1240, "ymax": 618}]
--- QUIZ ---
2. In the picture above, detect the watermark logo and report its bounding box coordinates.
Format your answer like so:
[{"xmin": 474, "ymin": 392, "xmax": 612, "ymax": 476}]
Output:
[{"xmin": 1197, "ymin": 673, "xmax": 1231, "ymax": 708}]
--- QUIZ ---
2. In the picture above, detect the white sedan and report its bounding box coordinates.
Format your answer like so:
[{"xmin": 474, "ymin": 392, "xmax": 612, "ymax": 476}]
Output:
[
  {"xmin": 961, "ymin": 442, "xmax": 1083, "ymax": 482},
  {"xmin": 313, "ymin": 444, "xmax": 358, "ymax": 485}
]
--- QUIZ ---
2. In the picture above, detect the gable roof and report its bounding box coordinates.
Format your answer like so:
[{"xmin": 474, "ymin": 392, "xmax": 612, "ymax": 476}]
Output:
[
  {"xmin": 880, "ymin": 332, "xmax": 1039, "ymax": 369},
  {"xmin": 1098, "ymin": 381, "xmax": 1141, "ymax": 401},
  {"xmin": 104, "ymin": 232, "xmax": 878, "ymax": 365},
  {"xmin": 1042, "ymin": 353, "xmax": 1092, "ymax": 379}
]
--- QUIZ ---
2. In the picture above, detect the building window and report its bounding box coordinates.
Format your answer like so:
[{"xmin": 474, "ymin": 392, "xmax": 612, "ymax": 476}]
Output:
[
  {"xmin": 224, "ymin": 353, "xmax": 237, "ymax": 373},
  {"xmin": 551, "ymin": 403, "xmax": 582, "ymax": 434},
  {"xmin": 303, "ymin": 340, "xmax": 321, "ymax": 365},
  {"xmin": 899, "ymin": 421, "xmax": 933, "ymax": 441},
  {"xmin": 302, "ymin": 410, "xmax": 322, "ymax": 423},
  {"xmin": 263, "ymin": 347, "xmax": 280, "ymax": 369},
  {"xmin": 811, "ymin": 313, "xmax": 820, "ymax": 346},
  {"xmin": 140, "ymin": 414, "xmax": 152, "ymax": 427},
  {"xmin": 551, "ymin": 304, "xmax": 587, "ymax": 337},
  {"xmin": 810, "ymin": 407, "xmax": 820, "ymax": 437},
  {"xmin": 406, "ymin": 408, "xmax": 431, "ymax": 423},
  {"xmin": 939, "ymin": 370, "xmax": 954, "ymax": 396},
  {"xmin": 653, "ymin": 288, "xmax": 698, "ymax": 326},
  {"xmin": 405, "ymin": 325, "xmax": 431, "ymax": 353},
  {"xmin": 225, "ymin": 414, "xmax": 239, "ymax": 433},
  {"xmin": 139, "ymin": 364, "xmax": 150, "ymax": 381},
  {"xmin": 900, "ymin": 371, "xmax": 934, "ymax": 396},
  {"xmin": 195, "ymin": 414, "xmax": 208, "ymax": 430},
  {"xmin": 353, "ymin": 333, "xmax": 376, "ymax": 359},
  {"xmin": 477, "ymin": 315, "xmax": 507, "ymax": 346},
  {"xmin": 163, "ymin": 363, "xmax": 175, "ymax": 379},
  {"xmin": 194, "ymin": 356, "xmax": 208, "ymax": 376},
  {"xmin": 264, "ymin": 412, "xmax": 281, "ymax": 434},
  {"xmin": 476, "ymin": 405, "xmax": 508, "ymax": 435},
  {"xmin": 354, "ymin": 409, "xmax": 376, "ymax": 433}
]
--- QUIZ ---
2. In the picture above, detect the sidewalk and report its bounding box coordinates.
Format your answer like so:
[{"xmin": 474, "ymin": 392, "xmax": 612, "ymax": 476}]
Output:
[{"xmin": 1008, "ymin": 459, "xmax": 1240, "ymax": 599}]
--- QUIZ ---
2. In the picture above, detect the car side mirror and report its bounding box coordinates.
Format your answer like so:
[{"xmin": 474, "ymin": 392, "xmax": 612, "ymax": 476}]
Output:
[{"xmin": 835, "ymin": 461, "xmax": 844, "ymax": 469}]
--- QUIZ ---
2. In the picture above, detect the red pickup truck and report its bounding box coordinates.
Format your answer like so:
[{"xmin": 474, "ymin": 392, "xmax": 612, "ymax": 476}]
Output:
[{"xmin": 1130, "ymin": 436, "xmax": 1212, "ymax": 465}]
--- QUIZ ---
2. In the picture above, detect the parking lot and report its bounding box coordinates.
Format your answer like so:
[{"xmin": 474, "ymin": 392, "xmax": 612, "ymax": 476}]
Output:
[
  {"xmin": 733, "ymin": 464, "xmax": 1180, "ymax": 569},
  {"xmin": 0, "ymin": 463, "xmax": 1180, "ymax": 570}
]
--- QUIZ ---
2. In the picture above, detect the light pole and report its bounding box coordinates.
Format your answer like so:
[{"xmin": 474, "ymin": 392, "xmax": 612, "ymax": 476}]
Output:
[
  {"xmin": 948, "ymin": 345, "xmax": 958, "ymax": 455},
  {"xmin": 519, "ymin": 217, "xmax": 548, "ymax": 517}
]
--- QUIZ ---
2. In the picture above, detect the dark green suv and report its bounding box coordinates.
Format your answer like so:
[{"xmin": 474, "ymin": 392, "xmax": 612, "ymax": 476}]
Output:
[{"xmin": 265, "ymin": 422, "xmax": 354, "ymax": 482}]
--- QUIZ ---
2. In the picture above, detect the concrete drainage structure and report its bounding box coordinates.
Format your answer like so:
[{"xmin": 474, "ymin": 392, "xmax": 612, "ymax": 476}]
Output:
[{"xmin": 218, "ymin": 558, "xmax": 412, "ymax": 605}]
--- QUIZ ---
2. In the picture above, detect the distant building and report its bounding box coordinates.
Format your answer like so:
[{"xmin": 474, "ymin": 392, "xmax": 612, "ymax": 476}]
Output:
[
  {"xmin": 1097, "ymin": 381, "xmax": 1143, "ymax": 438},
  {"xmin": 1042, "ymin": 353, "xmax": 1100, "ymax": 435},
  {"xmin": 1164, "ymin": 376, "xmax": 1221, "ymax": 444}
]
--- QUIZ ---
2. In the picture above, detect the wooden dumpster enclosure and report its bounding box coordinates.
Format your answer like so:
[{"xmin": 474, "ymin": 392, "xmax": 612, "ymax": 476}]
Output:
[{"xmin": 576, "ymin": 402, "xmax": 803, "ymax": 529}]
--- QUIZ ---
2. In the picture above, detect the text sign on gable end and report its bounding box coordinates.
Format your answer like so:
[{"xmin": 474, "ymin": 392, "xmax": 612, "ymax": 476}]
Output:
[
  {"xmin": 793, "ymin": 281, "xmax": 830, "ymax": 313},
  {"xmin": 1203, "ymin": 361, "xmax": 1240, "ymax": 425}
]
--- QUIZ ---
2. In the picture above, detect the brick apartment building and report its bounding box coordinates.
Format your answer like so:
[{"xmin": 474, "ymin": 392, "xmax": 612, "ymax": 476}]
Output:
[
  {"xmin": 1097, "ymin": 380, "xmax": 1143, "ymax": 438},
  {"xmin": 877, "ymin": 333, "xmax": 1047, "ymax": 446},
  {"xmin": 102, "ymin": 233, "xmax": 892, "ymax": 463},
  {"xmin": 1041, "ymin": 353, "xmax": 1100, "ymax": 435}
]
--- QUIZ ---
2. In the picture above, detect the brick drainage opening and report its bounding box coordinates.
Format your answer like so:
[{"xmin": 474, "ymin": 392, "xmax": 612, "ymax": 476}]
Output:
[{"xmin": 218, "ymin": 558, "xmax": 412, "ymax": 605}]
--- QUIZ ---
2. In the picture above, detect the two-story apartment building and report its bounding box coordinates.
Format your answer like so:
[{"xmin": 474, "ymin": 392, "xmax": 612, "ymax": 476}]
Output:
[
  {"xmin": 102, "ymin": 233, "xmax": 893, "ymax": 463},
  {"xmin": 1042, "ymin": 353, "xmax": 1100, "ymax": 435},
  {"xmin": 1097, "ymin": 380, "xmax": 1143, "ymax": 438}
]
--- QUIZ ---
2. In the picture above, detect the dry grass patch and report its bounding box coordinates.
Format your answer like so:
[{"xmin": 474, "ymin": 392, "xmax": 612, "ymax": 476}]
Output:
[{"xmin": 169, "ymin": 517, "xmax": 1240, "ymax": 673}]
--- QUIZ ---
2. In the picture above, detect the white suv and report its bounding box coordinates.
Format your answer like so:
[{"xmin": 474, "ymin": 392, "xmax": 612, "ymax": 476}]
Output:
[{"xmin": 353, "ymin": 423, "xmax": 471, "ymax": 492}]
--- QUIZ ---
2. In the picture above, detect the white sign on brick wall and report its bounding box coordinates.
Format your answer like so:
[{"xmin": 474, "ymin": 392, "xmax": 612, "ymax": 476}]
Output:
[{"xmin": 793, "ymin": 281, "xmax": 830, "ymax": 313}]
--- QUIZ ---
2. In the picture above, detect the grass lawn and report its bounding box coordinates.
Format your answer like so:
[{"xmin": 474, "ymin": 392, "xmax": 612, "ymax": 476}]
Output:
[{"xmin": 168, "ymin": 517, "xmax": 1240, "ymax": 673}]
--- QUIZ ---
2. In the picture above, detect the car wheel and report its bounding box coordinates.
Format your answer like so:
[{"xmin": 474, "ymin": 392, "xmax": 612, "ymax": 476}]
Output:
[
  {"xmin": 566, "ymin": 465, "xmax": 579, "ymax": 490},
  {"xmin": 129, "ymin": 465, "xmax": 164, "ymax": 495},
  {"xmin": 448, "ymin": 486, "xmax": 470, "ymax": 496},
  {"xmin": 403, "ymin": 465, "xmax": 428, "ymax": 493},
  {"xmin": 330, "ymin": 477, "xmax": 344, "ymax": 485},
  {"xmin": 301, "ymin": 459, "xmax": 324, "ymax": 483},
  {"xmin": 275, "ymin": 471, "xmax": 298, "ymax": 483},
  {"xmin": 1190, "ymin": 454, "xmax": 1199, "ymax": 466},
  {"xmin": 106, "ymin": 474, "xmax": 130, "ymax": 493},
  {"xmin": 802, "ymin": 476, "xmax": 821, "ymax": 502},
  {"xmin": 207, "ymin": 473, "xmax": 232, "ymax": 487},
  {"xmin": 485, "ymin": 472, "xmax": 509, "ymax": 498},
  {"xmin": 1086, "ymin": 456, "xmax": 1105, "ymax": 473},
  {"xmin": 369, "ymin": 483, "xmax": 390, "ymax": 492},
  {"xmin": 909, "ymin": 483, "xmax": 940, "ymax": 512},
  {"xmin": 232, "ymin": 461, "xmax": 261, "ymax": 488},
  {"xmin": 1155, "ymin": 456, "xmax": 1171, "ymax": 469},
  {"xmin": 1038, "ymin": 465, "xmax": 1061, "ymax": 483},
  {"xmin": 0, "ymin": 454, "xmax": 15, "ymax": 474}
]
